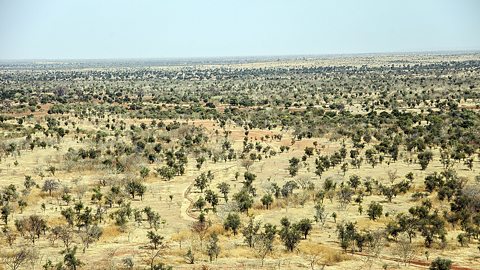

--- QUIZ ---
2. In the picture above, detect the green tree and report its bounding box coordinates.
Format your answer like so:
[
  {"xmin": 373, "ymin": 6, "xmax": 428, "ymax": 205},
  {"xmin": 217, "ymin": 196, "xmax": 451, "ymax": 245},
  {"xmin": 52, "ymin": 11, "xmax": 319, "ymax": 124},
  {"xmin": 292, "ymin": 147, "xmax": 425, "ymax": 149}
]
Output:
[
  {"xmin": 418, "ymin": 151, "xmax": 433, "ymax": 170},
  {"xmin": 1, "ymin": 204, "xmax": 12, "ymax": 224},
  {"xmin": 147, "ymin": 231, "xmax": 164, "ymax": 249},
  {"xmin": 336, "ymin": 222, "xmax": 358, "ymax": 252},
  {"xmin": 194, "ymin": 173, "xmax": 208, "ymax": 193},
  {"xmin": 242, "ymin": 217, "xmax": 261, "ymax": 248},
  {"xmin": 288, "ymin": 157, "xmax": 300, "ymax": 177},
  {"xmin": 261, "ymin": 193, "xmax": 273, "ymax": 209},
  {"xmin": 429, "ymin": 257, "xmax": 452, "ymax": 270},
  {"xmin": 205, "ymin": 190, "xmax": 219, "ymax": 211},
  {"xmin": 279, "ymin": 217, "xmax": 301, "ymax": 252},
  {"xmin": 193, "ymin": 197, "xmax": 206, "ymax": 211},
  {"xmin": 62, "ymin": 246, "xmax": 83, "ymax": 270},
  {"xmin": 233, "ymin": 189, "xmax": 253, "ymax": 214},
  {"xmin": 348, "ymin": 175, "xmax": 361, "ymax": 190},
  {"xmin": 206, "ymin": 233, "xmax": 220, "ymax": 262},
  {"xmin": 367, "ymin": 201, "xmax": 383, "ymax": 221},
  {"xmin": 224, "ymin": 213, "xmax": 241, "ymax": 235},
  {"xmin": 125, "ymin": 181, "xmax": 146, "ymax": 200},
  {"xmin": 296, "ymin": 218, "xmax": 313, "ymax": 239},
  {"xmin": 304, "ymin": 147, "xmax": 314, "ymax": 157},
  {"xmin": 140, "ymin": 167, "xmax": 150, "ymax": 179},
  {"xmin": 156, "ymin": 166, "xmax": 176, "ymax": 181},
  {"xmin": 217, "ymin": 182, "xmax": 230, "ymax": 202},
  {"xmin": 243, "ymin": 171, "xmax": 256, "ymax": 187}
]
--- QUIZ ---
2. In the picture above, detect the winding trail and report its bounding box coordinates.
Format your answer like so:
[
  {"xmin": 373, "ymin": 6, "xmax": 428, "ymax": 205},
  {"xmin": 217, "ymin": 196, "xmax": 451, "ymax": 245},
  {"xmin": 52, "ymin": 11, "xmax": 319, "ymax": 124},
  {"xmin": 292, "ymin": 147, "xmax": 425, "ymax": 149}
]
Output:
[
  {"xmin": 179, "ymin": 160, "xmax": 476, "ymax": 270},
  {"xmin": 332, "ymin": 247, "xmax": 475, "ymax": 270},
  {"xmin": 181, "ymin": 164, "xmax": 237, "ymax": 221}
]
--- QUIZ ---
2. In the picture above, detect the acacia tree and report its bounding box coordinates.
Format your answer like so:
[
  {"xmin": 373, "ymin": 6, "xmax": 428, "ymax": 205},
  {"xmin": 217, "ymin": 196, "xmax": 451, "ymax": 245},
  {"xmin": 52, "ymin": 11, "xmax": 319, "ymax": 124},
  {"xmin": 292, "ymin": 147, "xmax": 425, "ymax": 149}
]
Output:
[
  {"xmin": 288, "ymin": 157, "xmax": 300, "ymax": 177},
  {"xmin": 348, "ymin": 175, "xmax": 361, "ymax": 190},
  {"xmin": 224, "ymin": 213, "xmax": 241, "ymax": 235},
  {"xmin": 261, "ymin": 193, "xmax": 273, "ymax": 209},
  {"xmin": 336, "ymin": 222, "xmax": 358, "ymax": 252},
  {"xmin": 367, "ymin": 202, "xmax": 383, "ymax": 221},
  {"xmin": 217, "ymin": 182, "xmax": 230, "ymax": 202},
  {"xmin": 147, "ymin": 231, "xmax": 164, "ymax": 250},
  {"xmin": 2, "ymin": 248, "xmax": 34, "ymax": 270},
  {"xmin": 206, "ymin": 233, "xmax": 220, "ymax": 262},
  {"xmin": 156, "ymin": 166, "xmax": 176, "ymax": 181},
  {"xmin": 15, "ymin": 215, "xmax": 47, "ymax": 244},
  {"xmin": 191, "ymin": 213, "xmax": 210, "ymax": 248},
  {"xmin": 418, "ymin": 151, "xmax": 433, "ymax": 170},
  {"xmin": 1, "ymin": 204, "xmax": 12, "ymax": 224},
  {"xmin": 125, "ymin": 181, "xmax": 146, "ymax": 200},
  {"xmin": 42, "ymin": 179, "xmax": 59, "ymax": 196},
  {"xmin": 79, "ymin": 225, "xmax": 103, "ymax": 253},
  {"xmin": 314, "ymin": 202, "xmax": 328, "ymax": 227},
  {"xmin": 204, "ymin": 190, "xmax": 219, "ymax": 211},
  {"xmin": 255, "ymin": 223, "xmax": 276, "ymax": 266},
  {"xmin": 194, "ymin": 173, "xmax": 208, "ymax": 193},
  {"xmin": 365, "ymin": 149, "xmax": 378, "ymax": 168},
  {"xmin": 62, "ymin": 246, "xmax": 83, "ymax": 270},
  {"xmin": 242, "ymin": 217, "xmax": 261, "ymax": 248},
  {"xmin": 279, "ymin": 217, "xmax": 301, "ymax": 252},
  {"xmin": 394, "ymin": 233, "xmax": 416, "ymax": 266},
  {"xmin": 193, "ymin": 197, "xmax": 206, "ymax": 211},
  {"xmin": 296, "ymin": 218, "xmax": 313, "ymax": 239},
  {"xmin": 233, "ymin": 189, "xmax": 253, "ymax": 214}
]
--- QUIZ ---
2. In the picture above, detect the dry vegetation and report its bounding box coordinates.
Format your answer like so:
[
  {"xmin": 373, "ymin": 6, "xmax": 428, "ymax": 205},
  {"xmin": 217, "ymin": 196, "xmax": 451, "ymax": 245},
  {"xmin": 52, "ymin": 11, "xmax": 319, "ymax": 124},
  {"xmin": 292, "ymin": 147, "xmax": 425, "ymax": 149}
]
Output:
[{"xmin": 0, "ymin": 53, "xmax": 480, "ymax": 270}]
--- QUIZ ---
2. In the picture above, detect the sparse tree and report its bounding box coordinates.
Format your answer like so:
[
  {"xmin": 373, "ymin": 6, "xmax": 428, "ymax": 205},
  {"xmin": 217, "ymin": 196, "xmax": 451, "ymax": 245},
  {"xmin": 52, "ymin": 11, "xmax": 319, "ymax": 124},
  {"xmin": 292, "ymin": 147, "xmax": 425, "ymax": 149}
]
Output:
[
  {"xmin": 279, "ymin": 217, "xmax": 301, "ymax": 252},
  {"xmin": 42, "ymin": 179, "xmax": 59, "ymax": 196},
  {"xmin": 147, "ymin": 231, "xmax": 164, "ymax": 250},
  {"xmin": 206, "ymin": 233, "xmax": 220, "ymax": 262},
  {"xmin": 217, "ymin": 182, "xmax": 230, "ymax": 202},
  {"xmin": 242, "ymin": 217, "xmax": 261, "ymax": 248},
  {"xmin": 367, "ymin": 201, "xmax": 383, "ymax": 221},
  {"xmin": 62, "ymin": 246, "xmax": 83, "ymax": 270},
  {"xmin": 224, "ymin": 213, "xmax": 241, "ymax": 235},
  {"xmin": 296, "ymin": 218, "xmax": 313, "ymax": 239},
  {"xmin": 255, "ymin": 223, "xmax": 276, "ymax": 266}
]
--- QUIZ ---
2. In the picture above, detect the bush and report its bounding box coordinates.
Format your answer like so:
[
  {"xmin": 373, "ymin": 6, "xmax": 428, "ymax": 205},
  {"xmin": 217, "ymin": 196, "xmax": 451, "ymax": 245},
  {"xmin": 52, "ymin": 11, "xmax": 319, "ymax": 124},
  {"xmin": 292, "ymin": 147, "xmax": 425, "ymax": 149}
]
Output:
[{"xmin": 429, "ymin": 257, "xmax": 452, "ymax": 270}]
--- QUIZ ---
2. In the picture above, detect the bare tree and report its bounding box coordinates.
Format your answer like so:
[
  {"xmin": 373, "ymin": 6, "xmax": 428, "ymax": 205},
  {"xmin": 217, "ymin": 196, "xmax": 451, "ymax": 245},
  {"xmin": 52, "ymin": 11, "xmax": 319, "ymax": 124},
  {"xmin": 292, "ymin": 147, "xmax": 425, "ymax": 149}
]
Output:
[
  {"xmin": 2, "ymin": 227, "xmax": 17, "ymax": 247},
  {"xmin": 2, "ymin": 248, "xmax": 34, "ymax": 270},
  {"xmin": 16, "ymin": 215, "xmax": 47, "ymax": 244},
  {"xmin": 58, "ymin": 225, "xmax": 74, "ymax": 249},
  {"xmin": 42, "ymin": 179, "xmax": 59, "ymax": 196},
  {"xmin": 387, "ymin": 169, "xmax": 398, "ymax": 184},
  {"xmin": 79, "ymin": 225, "xmax": 103, "ymax": 253},
  {"xmin": 190, "ymin": 216, "xmax": 210, "ymax": 248},
  {"xmin": 241, "ymin": 159, "xmax": 254, "ymax": 171},
  {"xmin": 304, "ymin": 254, "xmax": 325, "ymax": 270},
  {"xmin": 394, "ymin": 233, "xmax": 416, "ymax": 266}
]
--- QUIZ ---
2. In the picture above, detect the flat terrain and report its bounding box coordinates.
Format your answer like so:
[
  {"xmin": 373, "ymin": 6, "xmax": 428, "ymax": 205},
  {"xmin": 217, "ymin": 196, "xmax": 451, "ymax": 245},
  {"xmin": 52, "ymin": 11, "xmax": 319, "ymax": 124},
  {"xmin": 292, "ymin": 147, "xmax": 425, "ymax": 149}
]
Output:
[{"xmin": 1, "ymin": 53, "xmax": 480, "ymax": 270}]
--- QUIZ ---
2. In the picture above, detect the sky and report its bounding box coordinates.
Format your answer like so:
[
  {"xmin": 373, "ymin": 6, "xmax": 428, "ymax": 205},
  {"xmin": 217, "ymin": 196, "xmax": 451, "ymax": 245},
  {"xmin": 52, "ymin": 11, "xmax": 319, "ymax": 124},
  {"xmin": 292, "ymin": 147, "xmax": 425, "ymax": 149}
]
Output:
[{"xmin": 0, "ymin": 0, "xmax": 479, "ymax": 60}]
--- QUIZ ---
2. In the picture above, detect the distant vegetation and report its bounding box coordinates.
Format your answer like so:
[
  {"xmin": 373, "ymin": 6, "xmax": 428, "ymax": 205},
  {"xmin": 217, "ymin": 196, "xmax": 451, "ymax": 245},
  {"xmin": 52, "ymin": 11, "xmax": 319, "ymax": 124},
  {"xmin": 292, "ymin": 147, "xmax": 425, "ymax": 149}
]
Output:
[{"xmin": 0, "ymin": 54, "xmax": 479, "ymax": 269}]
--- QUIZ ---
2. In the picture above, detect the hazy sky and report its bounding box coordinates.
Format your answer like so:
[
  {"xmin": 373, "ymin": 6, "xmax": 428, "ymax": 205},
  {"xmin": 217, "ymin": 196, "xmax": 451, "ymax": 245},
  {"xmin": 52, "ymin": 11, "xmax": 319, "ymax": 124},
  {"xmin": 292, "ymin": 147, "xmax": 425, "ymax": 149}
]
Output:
[{"xmin": 0, "ymin": 0, "xmax": 479, "ymax": 59}]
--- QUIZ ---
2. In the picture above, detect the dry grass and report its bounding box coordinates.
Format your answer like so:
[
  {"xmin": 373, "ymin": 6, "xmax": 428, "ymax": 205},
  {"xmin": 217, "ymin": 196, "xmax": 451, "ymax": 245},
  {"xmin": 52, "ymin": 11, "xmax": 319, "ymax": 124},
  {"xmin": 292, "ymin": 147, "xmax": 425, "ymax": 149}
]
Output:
[
  {"xmin": 298, "ymin": 242, "xmax": 351, "ymax": 265},
  {"xmin": 100, "ymin": 225, "xmax": 122, "ymax": 241}
]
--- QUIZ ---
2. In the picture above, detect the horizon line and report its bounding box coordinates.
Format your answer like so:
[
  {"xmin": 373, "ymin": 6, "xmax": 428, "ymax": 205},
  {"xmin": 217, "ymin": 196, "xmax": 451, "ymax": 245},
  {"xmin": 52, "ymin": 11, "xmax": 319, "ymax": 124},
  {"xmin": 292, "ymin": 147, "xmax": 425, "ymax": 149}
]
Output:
[{"xmin": 1, "ymin": 49, "xmax": 480, "ymax": 63}]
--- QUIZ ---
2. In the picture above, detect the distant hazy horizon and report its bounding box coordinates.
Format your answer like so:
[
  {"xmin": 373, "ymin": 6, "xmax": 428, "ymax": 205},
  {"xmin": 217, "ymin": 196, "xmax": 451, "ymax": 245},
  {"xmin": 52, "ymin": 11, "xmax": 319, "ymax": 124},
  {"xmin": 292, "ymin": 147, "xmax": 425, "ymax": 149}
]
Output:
[
  {"xmin": 1, "ymin": 50, "xmax": 480, "ymax": 63},
  {"xmin": 1, "ymin": 0, "xmax": 479, "ymax": 60}
]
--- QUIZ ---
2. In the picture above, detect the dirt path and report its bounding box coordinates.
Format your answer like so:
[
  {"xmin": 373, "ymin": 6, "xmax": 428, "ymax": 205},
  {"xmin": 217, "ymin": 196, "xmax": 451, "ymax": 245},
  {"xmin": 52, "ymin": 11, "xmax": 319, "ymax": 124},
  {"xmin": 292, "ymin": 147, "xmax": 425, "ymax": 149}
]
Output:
[
  {"xmin": 181, "ymin": 164, "xmax": 237, "ymax": 221},
  {"xmin": 343, "ymin": 249, "xmax": 475, "ymax": 270},
  {"xmin": 180, "ymin": 179, "xmax": 196, "ymax": 221}
]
